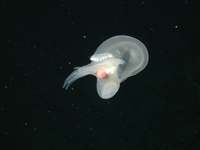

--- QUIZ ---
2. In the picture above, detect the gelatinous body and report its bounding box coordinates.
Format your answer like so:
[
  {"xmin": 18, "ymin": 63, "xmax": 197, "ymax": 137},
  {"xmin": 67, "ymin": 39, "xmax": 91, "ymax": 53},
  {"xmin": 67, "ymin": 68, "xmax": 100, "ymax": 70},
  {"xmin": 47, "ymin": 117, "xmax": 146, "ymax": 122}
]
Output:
[{"xmin": 63, "ymin": 35, "xmax": 149, "ymax": 99}]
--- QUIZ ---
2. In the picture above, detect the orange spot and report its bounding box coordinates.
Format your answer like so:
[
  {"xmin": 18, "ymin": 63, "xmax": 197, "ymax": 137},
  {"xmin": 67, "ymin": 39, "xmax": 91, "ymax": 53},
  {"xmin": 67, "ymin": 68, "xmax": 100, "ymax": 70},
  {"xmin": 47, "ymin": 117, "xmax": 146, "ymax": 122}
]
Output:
[{"xmin": 97, "ymin": 70, "xmax": 108, "ymax": 79}]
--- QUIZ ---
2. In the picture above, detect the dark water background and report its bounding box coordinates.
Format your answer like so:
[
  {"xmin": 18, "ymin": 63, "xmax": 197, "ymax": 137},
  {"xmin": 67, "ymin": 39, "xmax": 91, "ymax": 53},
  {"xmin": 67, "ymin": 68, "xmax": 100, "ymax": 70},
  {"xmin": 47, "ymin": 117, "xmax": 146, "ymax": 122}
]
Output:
[{"xmin": 1, "ymin": 0, "xmax": 200, "ymax": 149}]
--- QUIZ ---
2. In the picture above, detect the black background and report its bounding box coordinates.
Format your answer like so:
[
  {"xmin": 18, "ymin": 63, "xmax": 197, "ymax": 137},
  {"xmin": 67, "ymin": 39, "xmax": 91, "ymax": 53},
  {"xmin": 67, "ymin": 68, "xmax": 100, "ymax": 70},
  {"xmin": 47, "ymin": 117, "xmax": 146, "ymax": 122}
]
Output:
[{"xmin": 1, "ymin": 0, "xmax": 200, "ymax": 149}]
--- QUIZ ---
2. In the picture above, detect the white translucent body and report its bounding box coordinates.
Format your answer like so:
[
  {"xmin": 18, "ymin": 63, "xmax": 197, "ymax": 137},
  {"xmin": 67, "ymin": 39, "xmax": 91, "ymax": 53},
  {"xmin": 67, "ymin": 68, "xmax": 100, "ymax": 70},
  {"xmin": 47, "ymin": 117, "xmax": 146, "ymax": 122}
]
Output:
[{"xmin": 63, "ymin": 35, "xmax": 149, "ymax": 99}]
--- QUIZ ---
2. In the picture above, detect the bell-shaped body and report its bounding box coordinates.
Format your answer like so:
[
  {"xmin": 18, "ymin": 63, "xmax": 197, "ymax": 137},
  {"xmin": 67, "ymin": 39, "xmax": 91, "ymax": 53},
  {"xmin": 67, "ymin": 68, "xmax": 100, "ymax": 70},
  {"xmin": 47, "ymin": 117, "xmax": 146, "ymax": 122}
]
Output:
[{"xmin": 63, "ymin": 35, "xmax": 149, "ymax": 99}]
